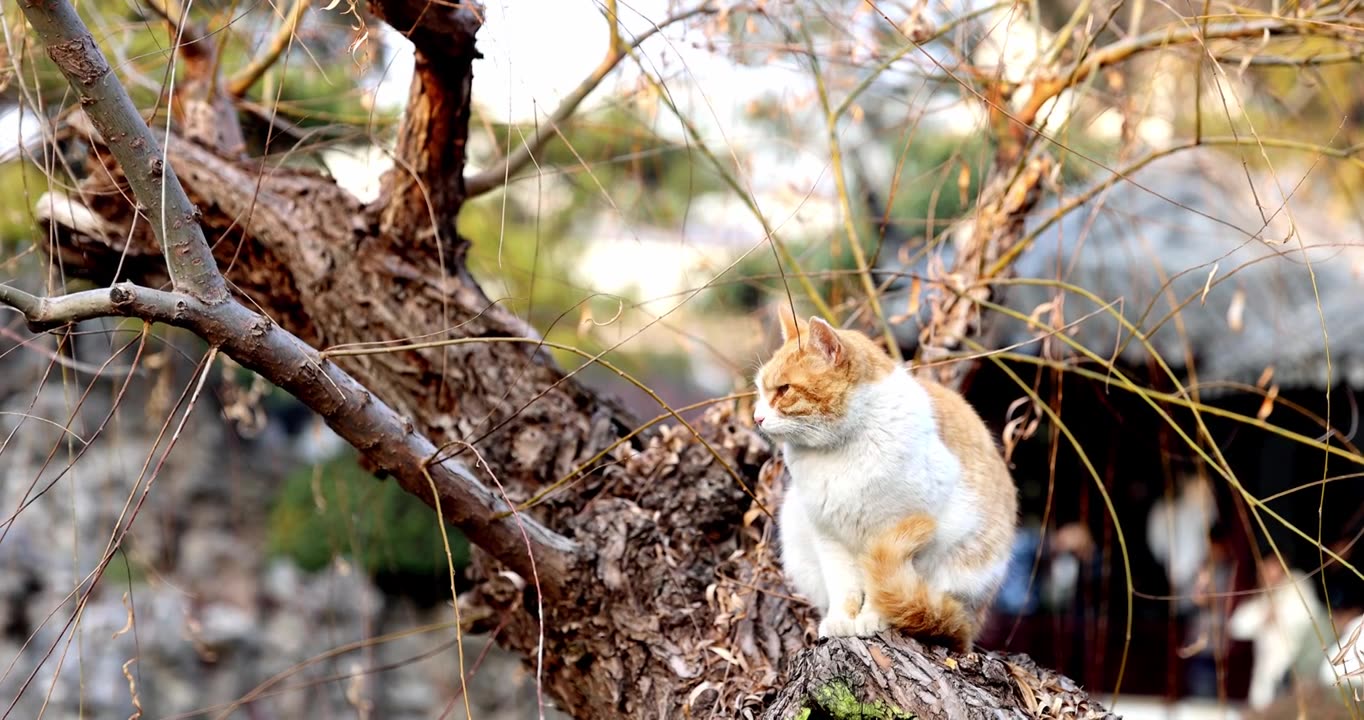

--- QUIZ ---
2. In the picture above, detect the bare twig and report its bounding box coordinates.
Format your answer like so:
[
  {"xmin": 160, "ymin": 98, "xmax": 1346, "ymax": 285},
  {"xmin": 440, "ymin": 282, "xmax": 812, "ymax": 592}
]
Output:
[
  {"xmin": 12, "ymin": 0, "xmax": 582, "ymax": 597},
  {"xmin": 464, "ymin": 3, "xmax": 716, "ymax": 198},
  {"xmin": 631, "ymin": 65, "xmax": 837, "ymax": 323},
  {"xmin": 20, "ymin": 0, "xmax": 228, "ymax": 302},
  {"xmin": 801, "ymin": 24, "xmax": 901, "ymax": 359},
  {"xmin": 142, "ymin": 0, "xmax": 247, "ymax": 154},
  {"xmin": 1018, "ymin": 13, "xmax": 1364, "ymax": 124},
  {"xmin": 0, "ymin": 284, "xmax": 43, "ymax": 319},
  {"xmin": 140, "ymin": 0, "xmax": 204, "ymax": 45},
  {"xmin": 0, "ymin": 282, "xmax": 583, "ymax": 596},
  {"xmin": 227, "ymin": 0, "xmax": 312, "ymax": 97}
]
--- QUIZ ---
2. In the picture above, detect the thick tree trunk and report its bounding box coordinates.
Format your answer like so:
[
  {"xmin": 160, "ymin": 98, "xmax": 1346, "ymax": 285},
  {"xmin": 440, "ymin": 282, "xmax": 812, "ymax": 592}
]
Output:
[
  {"xmin": 29, "ymin": 2, "xmax": 1109, "ymax": 718},
  {"xmin": 765, "ymin": 635, "xmax": 1119, "ymax": 719}
]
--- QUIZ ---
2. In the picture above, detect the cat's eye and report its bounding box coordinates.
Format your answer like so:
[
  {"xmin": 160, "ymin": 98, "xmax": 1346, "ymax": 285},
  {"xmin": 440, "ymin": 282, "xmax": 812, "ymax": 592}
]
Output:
[{"xmin": 774, "ymin": 383, "xmax": 790, "ymax": 396}]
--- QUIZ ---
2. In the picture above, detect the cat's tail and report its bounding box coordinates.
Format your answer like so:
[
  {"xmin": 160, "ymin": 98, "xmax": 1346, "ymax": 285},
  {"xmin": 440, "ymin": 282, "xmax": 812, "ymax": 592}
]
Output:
[{"xmin": 862, "ymin": 514, "xmax": 977, "ymax": 653}]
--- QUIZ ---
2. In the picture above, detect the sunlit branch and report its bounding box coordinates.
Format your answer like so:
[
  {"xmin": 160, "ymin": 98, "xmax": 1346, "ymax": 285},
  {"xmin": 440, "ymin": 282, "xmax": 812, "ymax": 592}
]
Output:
[
  {"xmin": 1018, "ymin": 12, "xmax": 1364, "ymax": 124},
  {"xmin": 464, "ymin": 3, "xmax": 718, "ymax": 198},
  {"xmin": 23, "ymin": 0, "xmax": 228, "ymax": 302},
  {"xmin": 800, "ymin": 23, "xmax": 901, "ymax": 359},
  {"xmin": 13, "ymin": 0, "xmax": 583, "ymax": 598},
  {"xmin": 1224, "ymin": 49, "xmax": 1364, "ymax": 66},
  {"xmin": 227, "ymin": 0, "xmax": 312, "ymax": 97},
  {"xmin": 0, "ymin": 282, "xmax": 584, "ymax": 595},
  {"xmin": 141, "ymin": 0, "xmax": 204, "ymax": 46}
]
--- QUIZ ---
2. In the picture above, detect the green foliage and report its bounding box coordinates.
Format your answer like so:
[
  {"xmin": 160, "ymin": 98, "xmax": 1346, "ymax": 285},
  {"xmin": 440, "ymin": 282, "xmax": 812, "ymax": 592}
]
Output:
[
  {"xmin": 695, "ymin": 238, "xmax": 858, "ymax": 315},
  {"xmin": 102, "ymin": 549, "xmax": 147, "ymax": 586},
  {"xmin": 877, "ymin": 130, "xmax": 993, "ymax": 243},
  {"xmin": 477, "ymin": 105, "xmax": 722, "ymax": 231},
  {"xmin": 0, "ymin": 162, "xmax": 49, "ymax": 247},
  {"xmin": 461, "ymin": 105, "xmax": 725, "ymax": 377},
  {"xmin": 9, "ymin": 1, "xmax": 380, "ymax": 137},
  {"xmin": 266, "ymin": 451, "xmax": 470, "ymax": 576}
]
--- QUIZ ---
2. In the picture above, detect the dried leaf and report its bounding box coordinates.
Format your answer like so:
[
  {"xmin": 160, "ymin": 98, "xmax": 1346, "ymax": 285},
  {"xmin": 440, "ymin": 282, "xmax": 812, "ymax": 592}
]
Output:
[
  {"xmin": 1256, "ymin": 366, "xmax": 1275, "ymax": 389},
  {"xmin": 112, "ymin": 592, "xmax": 135, "ymax": 640},
  {"xmin": 957, "ymin": 162, "xmax": 971, "ymax": 207},
  {"xmin": 1228, "ymin": 288, "xmax": 1246, "ymax": 332},
  {"xmin": 1200, "ymin": 263, "xmax": 1219, "ymax": 305},
  {"xmin": 868, "ymin": 644, "xmax": 892, "ymax": 670},
  {"xmin": 1258, "ymin": 384, "xmax": 1280, "ymax": 421},
  {"xmin": 708, "ymin": 645, "xmax": 742, "ymax": 667},
  {"xmin": 687, "ymin": 681, "xmax": 719, "ymax": 709},
  {"xmin": 348, "ymin": 27, "xmax": 371, "ymax": 68},
  {"xmin": 1028, "ymin": 299, "xmax": 1058, "ymax": 330},
  {"xmin": 122, "ymin": 658, "xmax": 143, "ymax": 720},
  {"xmin": 1330, "ymin": 619, "xmax": 1364, "ymax": 665},
  {"xmin": 1007, "ymin": 661, "xmax": 1040, "ymax": 717},
  {"xmin": 890, "ymin": 277, "xmax": 923, "ymax": 324}
]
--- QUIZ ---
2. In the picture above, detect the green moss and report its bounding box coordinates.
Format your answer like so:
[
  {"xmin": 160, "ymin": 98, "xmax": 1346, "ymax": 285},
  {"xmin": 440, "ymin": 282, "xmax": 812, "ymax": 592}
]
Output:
[
  {"xmin": 266, "ymin": 452, "xmax": 470, "ymax": 577},
  {"xmin": 101, "ymin": 549, "xmax": 147, "ymax": 586},
  {"xmin": 0, "ymin": 162, "xmax": 57, "ymax": 248},
  {"xmin": 800, "ymin": 679, "xmax": 914, "ymax": 720}
]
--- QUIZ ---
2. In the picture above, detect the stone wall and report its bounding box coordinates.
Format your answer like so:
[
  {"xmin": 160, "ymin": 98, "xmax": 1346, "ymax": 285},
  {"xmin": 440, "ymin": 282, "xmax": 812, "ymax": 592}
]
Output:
[{"xmin": 0, "ymin": 320, "xmax": 563, "ymax": 719}]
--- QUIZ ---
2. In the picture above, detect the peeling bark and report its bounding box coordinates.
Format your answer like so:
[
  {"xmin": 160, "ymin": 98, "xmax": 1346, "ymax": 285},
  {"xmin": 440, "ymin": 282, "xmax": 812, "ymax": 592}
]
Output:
[{"xmin": 764, "ymin": 635, "xmax": 1118, "ymax": 720}]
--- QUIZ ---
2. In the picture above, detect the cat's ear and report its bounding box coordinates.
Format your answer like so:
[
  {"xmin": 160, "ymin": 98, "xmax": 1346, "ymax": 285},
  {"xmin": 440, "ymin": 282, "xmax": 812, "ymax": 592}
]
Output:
[
  {"xmin": 807, "ymin": 317, "xmax": 844, "ymax": 364},
  {"xmin": 778, "ymin": 304, "xmax": 801, "ymax": 342}
]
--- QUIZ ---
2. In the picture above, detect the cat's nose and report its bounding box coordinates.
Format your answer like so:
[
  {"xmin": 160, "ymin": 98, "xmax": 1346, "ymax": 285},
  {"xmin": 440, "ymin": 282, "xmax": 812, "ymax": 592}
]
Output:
[{"xmin": 753, "ymin": 410, "xmax": 768, "ymax": 426}]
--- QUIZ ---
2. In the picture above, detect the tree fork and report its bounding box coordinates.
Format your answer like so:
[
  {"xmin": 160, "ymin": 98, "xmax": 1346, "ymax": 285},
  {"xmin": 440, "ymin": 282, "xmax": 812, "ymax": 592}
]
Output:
[
  {"xmin": 20, "ymin": 0, "xmax": 228, "ymax": 303},
  {"xmin": 15, "ymin": 0, "xmax": 1119, "ymax": 716}
]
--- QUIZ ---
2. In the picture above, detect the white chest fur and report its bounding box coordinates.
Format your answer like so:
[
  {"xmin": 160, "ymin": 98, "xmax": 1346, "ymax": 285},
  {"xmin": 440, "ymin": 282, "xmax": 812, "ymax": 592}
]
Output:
[{"xmin": 782, "ymin": 368, "xmax": 974, "ymax": 555}]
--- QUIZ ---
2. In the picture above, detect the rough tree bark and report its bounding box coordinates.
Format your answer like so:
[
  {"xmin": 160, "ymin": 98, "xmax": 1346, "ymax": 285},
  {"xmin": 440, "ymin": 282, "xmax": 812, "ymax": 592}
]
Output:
[{"xmin": 13, "ymin": 0, "xmax": 1114, "ymax": 717}]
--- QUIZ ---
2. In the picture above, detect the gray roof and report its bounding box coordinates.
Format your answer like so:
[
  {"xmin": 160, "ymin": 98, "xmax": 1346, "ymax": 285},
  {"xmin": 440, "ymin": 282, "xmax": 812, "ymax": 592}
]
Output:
[{"xmin": 884, "ymin": 149, "xmax": 1364, "ymax": 392}]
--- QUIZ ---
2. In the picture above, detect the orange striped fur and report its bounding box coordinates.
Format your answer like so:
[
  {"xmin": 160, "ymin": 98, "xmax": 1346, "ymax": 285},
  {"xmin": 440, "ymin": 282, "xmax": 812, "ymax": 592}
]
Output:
[
  {"xmin": 757, "ymin": 305, "xmax": 1018, "ymax": 651},
  {"xmin": 862, "ymin": 514, "xmax": 977, "ymax": 652}
]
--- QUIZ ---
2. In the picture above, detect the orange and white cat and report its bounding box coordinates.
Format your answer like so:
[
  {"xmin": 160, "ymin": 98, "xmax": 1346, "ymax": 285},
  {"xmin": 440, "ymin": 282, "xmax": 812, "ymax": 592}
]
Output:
[{"xmin": 754, "ymin": 309, "xmax": 1018, "ymax": 651}]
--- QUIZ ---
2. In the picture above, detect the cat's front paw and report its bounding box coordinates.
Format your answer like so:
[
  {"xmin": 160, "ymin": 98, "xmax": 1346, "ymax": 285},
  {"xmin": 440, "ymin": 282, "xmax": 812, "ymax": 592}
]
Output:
[
  {"xmin": 818, "ymin": 613, "xmax": 859, "ymax": 638},
  {"xmin": 852, "ymin": 610, "xmax": 887, "ymax": 637}
]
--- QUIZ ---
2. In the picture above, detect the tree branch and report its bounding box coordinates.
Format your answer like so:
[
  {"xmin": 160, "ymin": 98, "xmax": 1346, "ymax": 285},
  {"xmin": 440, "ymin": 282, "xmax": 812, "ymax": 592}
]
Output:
[
  {"xmin": 141, "ymin": 0, "xmax": 203, "ymax": 46},
  {"xmin": 1017, "ymin": 12, "xmax": 1364, "ymax": 125},
  {"xmin": 464, "ymin": 4, "xmax": 716, "ymax": 198},
  {"xmin": 141, "ymin": 0, "xmax": 247, "ymax": 155},
  {"xmin": 21, "ymin": 0, "xmax": 229, "ymax": 302},
  {"xmin": 0, "ymin": 283, "xmax": 45, "ymax": 320},
  {"xmin": 764, "ymin": 635, "xmax": 1118, "ymax": 719},
  {"xmin": 0, "ymin": 281, "xmax": 584, "ymax": 597},
  {"xmin": 16, "ymin": 0, "xmax": 1122, "ymax": 713},
  {"xmin": 365, "ymin": 0, "xmax": 483, "ymax": 255},
  {"xmin": 227, "ymin": 0, "xmax": 312, "ymax": 97},
  {"xmin": 16, "ymin": 0, "xmax": 582, "ymax": 598}
]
